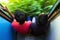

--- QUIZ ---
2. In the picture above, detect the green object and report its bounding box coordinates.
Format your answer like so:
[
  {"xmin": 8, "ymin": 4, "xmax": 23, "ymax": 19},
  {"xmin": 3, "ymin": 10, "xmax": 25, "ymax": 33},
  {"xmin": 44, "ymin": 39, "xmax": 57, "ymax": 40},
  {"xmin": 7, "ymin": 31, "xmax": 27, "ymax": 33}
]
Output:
[
  {"xmin": 49, "ymin": 0, "xmax": 60, "ymax": 14},
  {"xmin": 1, "ymin": 0, "xmax": 56, "ymax": 16}
]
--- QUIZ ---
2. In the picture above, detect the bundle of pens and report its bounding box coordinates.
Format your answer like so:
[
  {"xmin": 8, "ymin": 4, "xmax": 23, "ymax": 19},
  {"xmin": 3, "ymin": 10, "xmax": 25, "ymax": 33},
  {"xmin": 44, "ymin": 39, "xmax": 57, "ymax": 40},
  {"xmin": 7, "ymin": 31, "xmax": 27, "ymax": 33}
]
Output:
[{"xmin": 0, "ymin": 4, "xmax": 14, "ymax": 22}]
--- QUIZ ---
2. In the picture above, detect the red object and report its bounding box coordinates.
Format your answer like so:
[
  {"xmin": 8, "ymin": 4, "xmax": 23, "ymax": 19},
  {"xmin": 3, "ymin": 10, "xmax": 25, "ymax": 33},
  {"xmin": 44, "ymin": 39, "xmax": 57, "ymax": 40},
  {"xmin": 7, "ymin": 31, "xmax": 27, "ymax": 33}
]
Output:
[{"xmin": 11, "ymin": 19, "xmax": 31, "ymax": 35}]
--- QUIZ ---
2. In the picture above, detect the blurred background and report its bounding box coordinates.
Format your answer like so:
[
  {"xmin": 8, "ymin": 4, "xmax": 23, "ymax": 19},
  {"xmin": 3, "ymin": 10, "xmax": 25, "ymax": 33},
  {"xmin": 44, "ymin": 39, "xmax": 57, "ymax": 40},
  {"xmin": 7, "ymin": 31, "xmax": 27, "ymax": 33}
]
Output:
[{"xmin": 0, "ymin": 0, "xmax": 56, "ymax": 16}]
